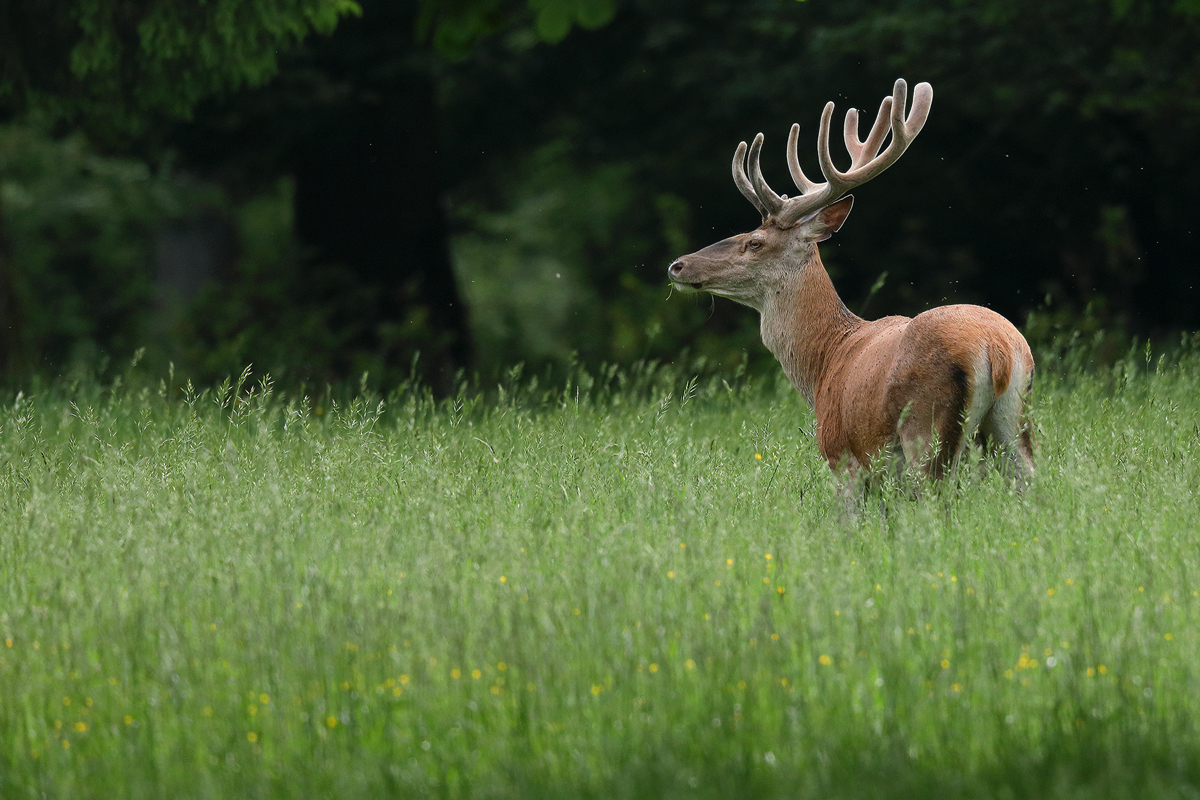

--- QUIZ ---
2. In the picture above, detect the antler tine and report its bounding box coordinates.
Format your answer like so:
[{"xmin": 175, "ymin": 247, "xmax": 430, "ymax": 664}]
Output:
[
  {"xmin": 769, "ymin": 101, "xmax": 843, "ymax": 229},
  {"xmin": 732, "ymin": 140, "xmax": 770, "ymax": 219},
  {"xmin": 746, "ymin": 133, "xmax": 785, "ymax": 218},
  {"xmin": 886, "ymin": 79, "xmax": 934, "ymax": 144},
  {"xmin": 837, "ymin": 79, "xmax": 931, "ymax": 185},
  {"xmin": 786, "ymin": 123, "xmax": 821, "ymax": 195},
  {"xmin": 845, "ymin": 98, "xmax": 893, "ymax": 170},
  {"xmin": 815, "ymin": 100, "xmax": 853, "ymax": 199},
  {"xmin": 903, "ymin": 80, "xmax": 933, "ymax": 139},
  {"xmin": 889, "ymin": 79, "xmax": 910, "ymax": 143},
  {"xmin": 843, "ymin": 108, "xmax": 862, "ymax": 164},
  {"xmin": 736, "ymin": 79, "xmax": 932, "ymax": 229}
]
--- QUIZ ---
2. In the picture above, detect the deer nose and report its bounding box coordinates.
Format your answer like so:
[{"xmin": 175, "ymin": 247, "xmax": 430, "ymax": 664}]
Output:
[{"xmin": 668, "ymin": 259, "xmax": 685, "ymax": 278}]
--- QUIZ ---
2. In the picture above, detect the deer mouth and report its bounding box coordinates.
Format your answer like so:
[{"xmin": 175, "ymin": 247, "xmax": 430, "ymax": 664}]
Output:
[{"xmin": 672, "ymin": 280, "xmax": 704, "ymax": 292}]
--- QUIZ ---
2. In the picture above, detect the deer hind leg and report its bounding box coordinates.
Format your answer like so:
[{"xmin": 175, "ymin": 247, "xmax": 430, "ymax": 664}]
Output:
[
  {"xmin": 948, "ymin": 354, "xmax": 999, "ymax": 483},
  {"xmin": 977, "ymin": 362, "xmax": 1035, "ymax": 487},
  {"xmin": 896, "ymin": 355, "xmax": 993, "ymax": 483}
]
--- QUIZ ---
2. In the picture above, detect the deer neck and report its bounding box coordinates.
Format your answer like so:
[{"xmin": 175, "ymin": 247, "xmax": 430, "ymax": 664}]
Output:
[{"xmin": 758, "ymin": 247, "xmax": 862, "ymax": 406}]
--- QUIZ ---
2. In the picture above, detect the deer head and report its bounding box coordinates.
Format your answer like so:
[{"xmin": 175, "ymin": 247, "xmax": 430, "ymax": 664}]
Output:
[{"xmin": 668, "ymin": 79, "xmax": 932, "ymax": 310}]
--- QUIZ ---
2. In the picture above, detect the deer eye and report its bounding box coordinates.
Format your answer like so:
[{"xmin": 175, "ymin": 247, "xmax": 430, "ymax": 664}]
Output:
[{"xmin": 747, "ymin": 239, "xmax": 763, "ymax": 251}]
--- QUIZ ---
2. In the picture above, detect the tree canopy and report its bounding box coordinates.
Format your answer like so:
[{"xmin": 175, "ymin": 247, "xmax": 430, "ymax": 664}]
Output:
[
  {"xmin": 0, "ymin": 0, "xmax": 360, "ymax": 137},
  {"xmin": 3, "ymin": 0, "xmax": 1199, "ymax": 385},
  {"xmin": 417, "ymin": 0, "xmax": 615, "ymax": 58}
]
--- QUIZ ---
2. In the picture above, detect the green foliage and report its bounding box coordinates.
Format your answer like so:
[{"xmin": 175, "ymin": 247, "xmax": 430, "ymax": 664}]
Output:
[
  {"xmin": 2, "ymin": 346, "xmax": 1200, "ymax": 796},
  {"xmin": 417, "ymin": 0, "xmax": 615, "ymax": 59},
  {"xmin": 807, "ymin": 0, "xmax": 1200, "ymax": 122},
  {"xmin": 439, "ymin": 0, "xmax": 1200, "ymax": 377},
  {"xmin": 7, "ymin": 0, "xmax": 1200, "ymax": 384},
  {"xmin": 0, "ymin": 122, "xmax": 214, "ymax": 367},
  {"xmin": 449, "ymin": 137, "xmax": 761, "ymax": 376},
  {"xmin": 1, "ymin": 0, "xmax": 361, "ymax": 138},
  {"xmin": 417, "ymin": 0, "xmax": 513, "ymax": 59},
  {"xmin": 0, "ymin": 128, "xmax": 385, "ymax": 385},
  {"xmin": 174, "ymin": 178, "xmax": 405, "ymax": 384},
  {"xmin": 0, "ymin": 0, "xmax": 364, "ymax": 378},
  {"xmin": 529, "ymin": 0, "xmax": 615, "ymax": 42},
  {"xmin": 74, "ymin": 0, "xmax": 359, "ymax": 125}
]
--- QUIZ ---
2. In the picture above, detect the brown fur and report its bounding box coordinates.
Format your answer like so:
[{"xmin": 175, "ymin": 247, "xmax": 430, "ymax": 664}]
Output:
[
  {"xmin": 669, "ymin": 78, "xmax": 1033, "ymax": 486},
  {"xmin": 793, "ymin": 267, "xmax": 1033, "ymax": 477},
  {"xmin": 669, "ymin": 199, "xmax": 1035, "ymax": 483}
]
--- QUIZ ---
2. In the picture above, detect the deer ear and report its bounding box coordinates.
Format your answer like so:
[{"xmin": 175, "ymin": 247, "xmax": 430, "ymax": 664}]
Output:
[{"xmin": 797, "ymin": 195, "xmax": 854, "ymax": 242}]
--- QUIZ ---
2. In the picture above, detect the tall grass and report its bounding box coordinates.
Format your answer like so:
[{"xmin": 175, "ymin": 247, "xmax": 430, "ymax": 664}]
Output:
[{"xmin": 2, "ymin": 342, "xmax": 1200, "ymax": 798}]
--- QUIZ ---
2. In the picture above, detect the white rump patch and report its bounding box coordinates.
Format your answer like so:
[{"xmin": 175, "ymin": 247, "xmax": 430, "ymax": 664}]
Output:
[{"xmin": 986, "ymin": 350, "xmax": 1028, "ymax": 449}]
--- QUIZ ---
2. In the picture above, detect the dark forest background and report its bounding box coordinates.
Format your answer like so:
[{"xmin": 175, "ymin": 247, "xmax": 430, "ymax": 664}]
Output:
[{"xmin": 1, "ymin": 0, "xmax": 1198, "ymax": 389}]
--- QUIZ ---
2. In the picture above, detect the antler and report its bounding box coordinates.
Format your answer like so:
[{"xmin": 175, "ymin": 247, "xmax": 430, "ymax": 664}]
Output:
[{"xmin": 732, "ymin": 79, "xmax": 933, "ymax": 229}]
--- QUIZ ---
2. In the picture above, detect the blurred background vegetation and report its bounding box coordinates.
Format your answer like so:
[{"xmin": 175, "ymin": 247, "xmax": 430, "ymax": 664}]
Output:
[{"xmin": 1, "ymin": 0, "xmax": 1198, "ymax": 390}]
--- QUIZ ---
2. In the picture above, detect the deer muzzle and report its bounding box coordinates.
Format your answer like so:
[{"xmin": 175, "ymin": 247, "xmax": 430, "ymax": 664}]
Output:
[{"xmin": 667, "ymin": 259, "xmax": 704, "ymax": 291}]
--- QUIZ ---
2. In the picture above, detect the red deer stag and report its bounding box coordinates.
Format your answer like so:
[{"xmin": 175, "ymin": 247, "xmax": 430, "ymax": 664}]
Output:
[{"xmin": 668, "ymin": 80, "xmax": 1033, "ymax": 484}]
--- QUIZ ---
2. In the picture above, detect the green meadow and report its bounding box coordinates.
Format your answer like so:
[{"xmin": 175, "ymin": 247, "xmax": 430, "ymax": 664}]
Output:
[{"xmin": 3, "ymin": 343, "xmax": 1200, "ymax": 799}]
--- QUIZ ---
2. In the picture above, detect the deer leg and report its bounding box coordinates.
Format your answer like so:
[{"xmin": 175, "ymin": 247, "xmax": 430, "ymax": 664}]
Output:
[
  {"xmin": 978, "ymin": 383, "xmax": 1033, "ymax": 489},
  {"xmin": 898, "ymin": 364, "xmax": 973, "ymax": 483},
  {"xmin": 835, "ymin": 455, "xmax": 868, "ymax": 524},
  {"xmin": 888, "ymin": 436, "xmax": 908, "ymax": 483},
  {"xmin": 973, "ymin": 428, "xmax": 995, "ymax": 481}
]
